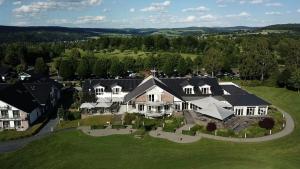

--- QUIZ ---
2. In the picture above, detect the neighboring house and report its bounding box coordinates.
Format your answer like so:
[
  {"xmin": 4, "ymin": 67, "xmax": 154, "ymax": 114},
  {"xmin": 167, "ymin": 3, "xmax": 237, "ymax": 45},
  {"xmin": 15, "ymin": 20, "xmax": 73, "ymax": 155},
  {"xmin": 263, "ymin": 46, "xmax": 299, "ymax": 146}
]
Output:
[
  {"xmin": 81, "ymin": 76, "xmax": 270, "ymax": 119},
  {"xmin": 18, "ymin": 68, "xmax": 45, "ymax": 81},
  {"xmin": 0, "ymin": 83, "xmax": 42, "ymax": 131},
  {"xmin": 0, "ymin": 79, "xmax": 62, "ymax": 131}
]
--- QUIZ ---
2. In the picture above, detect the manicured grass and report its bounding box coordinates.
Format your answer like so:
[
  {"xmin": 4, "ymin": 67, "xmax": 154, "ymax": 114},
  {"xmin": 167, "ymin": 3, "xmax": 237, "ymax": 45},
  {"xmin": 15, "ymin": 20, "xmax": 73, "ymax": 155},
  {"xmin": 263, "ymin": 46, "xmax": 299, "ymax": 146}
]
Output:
[{"xmin": 0, "ymin": 86, "xmax": 300, "ymax": 169}]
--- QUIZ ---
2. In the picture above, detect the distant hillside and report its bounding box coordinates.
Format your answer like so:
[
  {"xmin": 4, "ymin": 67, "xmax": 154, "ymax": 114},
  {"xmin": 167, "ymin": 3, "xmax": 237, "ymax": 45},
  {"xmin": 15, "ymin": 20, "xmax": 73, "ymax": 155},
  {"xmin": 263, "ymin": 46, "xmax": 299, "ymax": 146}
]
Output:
[
  {"xmin": 0, "ymin": 24, "xmax": 298, "ymax": 43},
  {"xmin": 259, "ymin": 24, "xmax": 300, "ymax": 33}
]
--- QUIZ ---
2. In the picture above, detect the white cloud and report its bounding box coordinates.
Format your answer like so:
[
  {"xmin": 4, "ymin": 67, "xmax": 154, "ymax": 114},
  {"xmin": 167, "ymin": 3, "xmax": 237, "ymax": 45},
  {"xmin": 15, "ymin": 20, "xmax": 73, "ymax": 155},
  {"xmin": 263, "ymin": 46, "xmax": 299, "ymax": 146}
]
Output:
[
  {"xmin": 297, "ymin": 9, "xmax": 300, "ymax": 13},
  {"xmin": 226, "ymin": 11, "xmax": 250, "ymax": 17},
  {"xmin": 182, "ymin": 6, "xmax": 210, "ymax": 12},
  {"xmin": 75, "ymin": 15, "xmax": 105, "ymax": 24},
  {"xmin": 13, "ymin": 1, "xmax": 21, "ymax": 5},
  {"xmin": 140, "ymin": 1, "xmax": 171, "ymax": 12},
  {"xmin": 218, "ymin": 0, "xmax": 268, "ymax": 5},
  {"xmin": 200, "ymin": 14, "xmax": 217, "ymax": 22},
  {"xmin": 265, "ymin": 11, "xmax": 282, "ymax": 15},
  {"xmin": 130, "ymin": 8, "xmax": 135, "ymax": 12},
  {"xmin": 0, "ymin": 0, "xmax": 4, "ymax": 6},
  {"xmin": 13, "ymin": 0, "xmax": 103, "ymax": 16},
  {"xmin": 265, "ymin": 2, "xmax": 282, "ymax": 7},
  {"xmin": 182, "ymin": 15, "xmax": 196, "ymax": 23}
]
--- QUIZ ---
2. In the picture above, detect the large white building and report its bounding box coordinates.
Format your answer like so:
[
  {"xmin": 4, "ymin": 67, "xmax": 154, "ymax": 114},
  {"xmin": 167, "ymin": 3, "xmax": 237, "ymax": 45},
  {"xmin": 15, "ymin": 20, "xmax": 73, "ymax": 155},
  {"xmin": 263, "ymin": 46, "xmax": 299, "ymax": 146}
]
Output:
[{"xmin": 81, "ymin": 76, "xmax": 270, "ymax": 120}]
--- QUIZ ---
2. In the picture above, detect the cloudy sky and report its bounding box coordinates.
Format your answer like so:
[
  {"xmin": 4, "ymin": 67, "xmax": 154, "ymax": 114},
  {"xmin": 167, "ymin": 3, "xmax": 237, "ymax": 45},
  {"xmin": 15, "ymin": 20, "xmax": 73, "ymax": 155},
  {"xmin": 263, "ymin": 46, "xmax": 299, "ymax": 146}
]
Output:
[{"xmin": 0, "ymin": 0, "xmax": 300, "ymax": 28}]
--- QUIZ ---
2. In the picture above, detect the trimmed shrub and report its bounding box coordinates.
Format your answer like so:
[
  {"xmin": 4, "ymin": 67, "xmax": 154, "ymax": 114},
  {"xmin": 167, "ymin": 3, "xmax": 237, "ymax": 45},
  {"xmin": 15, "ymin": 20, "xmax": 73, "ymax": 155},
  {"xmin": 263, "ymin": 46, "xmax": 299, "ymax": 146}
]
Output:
[
  {"xmin": 182, "ymin": 130, "xmax": 196, "ymax": 136},
  {"xmin": 259, "ymin": 117, "xmax": 275, "ymax": 130},
  {"xmin": 206, "ymin": 122, "xmax": 217, "ymax": 132},
  {"xmin": 190, "ymin": 125, "xmax": 203, "ymax": 132},
  {"xmin": 112, "ymin": 124, "xmax": 127, "ymax": 129},
  {"xmin": 123, "ymin": 113, "xmax": 137, "ymax": 125},
  {"xmin": 91, "ymin": 125, "xmax": 106, "ymax": 130}
]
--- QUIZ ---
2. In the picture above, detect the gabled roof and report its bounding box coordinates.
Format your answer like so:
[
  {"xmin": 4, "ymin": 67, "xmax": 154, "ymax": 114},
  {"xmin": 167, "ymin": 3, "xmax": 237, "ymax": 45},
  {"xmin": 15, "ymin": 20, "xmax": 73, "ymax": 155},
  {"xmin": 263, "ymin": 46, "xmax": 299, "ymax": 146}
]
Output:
[
  {"xmin": 124, "ymin": 76, "xmax": 183, "ymax": 103},
  {"xmin": 0, "ymin": 83, "xmax": 40, "ymax": 113},
  {"xmin": 223, "ymin": 94, "xmax": 270, "ymax": 106},
  {"xmin": 83, "ymin": 79, "xmax": 143, "ymax": 93},
  {"xmin": 161, "ymin": 77, "xmax": 224, "ymax": 96},
  {"xmin": 221, "ymin": 85, "xmax": 249, "ymax": 95}
]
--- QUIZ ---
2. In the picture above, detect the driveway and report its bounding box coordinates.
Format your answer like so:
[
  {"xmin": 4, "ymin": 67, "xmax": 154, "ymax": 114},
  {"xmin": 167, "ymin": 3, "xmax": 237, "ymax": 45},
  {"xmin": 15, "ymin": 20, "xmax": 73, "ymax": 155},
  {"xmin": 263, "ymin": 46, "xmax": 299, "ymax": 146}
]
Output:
[{"xmin": 0, "ymin": 115, "xmax": 59, "ymax": 153}]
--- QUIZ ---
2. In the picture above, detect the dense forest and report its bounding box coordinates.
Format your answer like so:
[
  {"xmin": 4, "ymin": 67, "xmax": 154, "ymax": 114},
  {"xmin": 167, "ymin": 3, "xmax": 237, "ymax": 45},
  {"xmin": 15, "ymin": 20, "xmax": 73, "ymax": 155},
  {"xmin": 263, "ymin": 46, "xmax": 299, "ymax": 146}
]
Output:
[{"xmin": 0, "ymin": 31, "xmax": 300, "ymax": 92}]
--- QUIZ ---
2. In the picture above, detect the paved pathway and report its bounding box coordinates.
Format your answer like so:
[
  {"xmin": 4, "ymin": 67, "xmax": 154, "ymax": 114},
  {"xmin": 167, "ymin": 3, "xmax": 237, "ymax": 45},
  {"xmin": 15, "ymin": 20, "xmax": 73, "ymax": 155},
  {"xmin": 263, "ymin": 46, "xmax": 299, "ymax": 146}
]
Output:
[
  {"xmin": 0, "ymin": 116, "xmax": 59, "ymax": 153},
  {"xmin": 79, "ymin": 125, "xmax": 137, "ymax": 137},
  {"xmin": 149, "ymin": 109, "xmax": 295, "ymax": 143},
  {"xmin": 183, "ymin": 111, "xmax": 195, "ymax": 124}
]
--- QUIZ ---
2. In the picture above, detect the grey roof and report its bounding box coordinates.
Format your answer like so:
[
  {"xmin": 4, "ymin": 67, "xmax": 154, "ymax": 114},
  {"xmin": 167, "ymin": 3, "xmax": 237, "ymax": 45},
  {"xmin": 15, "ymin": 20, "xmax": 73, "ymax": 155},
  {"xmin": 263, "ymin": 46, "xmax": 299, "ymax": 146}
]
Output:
[
  {"xmin": 223, "ymin": 94, "xmax": 270, "ymax": 106},
  {"xmin": 221, "ymin": 85, "xmax": 249, "ymax": 95},
  {"xmin": 0, "ymin": 83, "xmax": 40, "ymax": 113},
  {"xmin": 23, "ymin": 83, "xmax": 52, "ymax": 105},
  {"xmin": 161, "ymin": 77, "xmax": 224, "ymax": 96},
  {"xmin": 83, "ymin": 79, "xmax": 142, "ymax": 93},
  {"xmin": 197, "ymin": 103, "xmax": 234, "ymax": 121},
  {"xmin": 83, "ymin": 77, "xmax": 224, "ymax": 102},
  {"xmin": 0, "ymin": 66, "xmax": 10, "ymax": 76},
  {"xmin": 124, "ymin": 77, "xmax": 183, "ymax": 103},
  {"xmin": 190, "ymin": 97, "xmax": 232, "ymax": 108}
]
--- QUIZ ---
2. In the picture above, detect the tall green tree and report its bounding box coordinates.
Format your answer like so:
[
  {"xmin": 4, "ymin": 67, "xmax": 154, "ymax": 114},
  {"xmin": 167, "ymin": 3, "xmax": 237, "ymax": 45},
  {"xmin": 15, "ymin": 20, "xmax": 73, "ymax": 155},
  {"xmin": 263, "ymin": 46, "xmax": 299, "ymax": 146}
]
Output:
[
  {"xmin": 289, "ymin": 69, "xmax": 300, "ymax": 93},
  {"xmin": 203, "ymin": 47, "xmax": 224, "ymax": 77},
  {"xmin": 93, "ymin": 57, "xmax": 110, "ymax": 78},
  {"xmin": 109, "ymin": 58, "xmax": 124, "ymax": 77},
  {"xmin": 59, "ymin": 59, "xmax": 74, "ymax": 80},
  {"xmin": 76, "ymin": 58, "xmax": 90, "ymax": 79},
  {"xmin": 34, "ymin": 57, "xmax": 48, "ymax": 74},
  {"xmin": 176, "ymin": 57, "xmax": 188, "ymax": 76}
]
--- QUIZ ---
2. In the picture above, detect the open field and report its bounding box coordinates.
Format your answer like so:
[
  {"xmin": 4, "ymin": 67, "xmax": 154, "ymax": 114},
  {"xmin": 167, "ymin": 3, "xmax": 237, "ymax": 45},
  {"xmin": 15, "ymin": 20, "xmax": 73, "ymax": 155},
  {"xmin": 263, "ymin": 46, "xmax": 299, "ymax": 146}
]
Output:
[
  {"xmin": 0, "ymin": 86, "xmax": 299, "ymax": 169},
  {"xmin": 65, "ymin": 49, "xmax": 198, "ymax": 59}
]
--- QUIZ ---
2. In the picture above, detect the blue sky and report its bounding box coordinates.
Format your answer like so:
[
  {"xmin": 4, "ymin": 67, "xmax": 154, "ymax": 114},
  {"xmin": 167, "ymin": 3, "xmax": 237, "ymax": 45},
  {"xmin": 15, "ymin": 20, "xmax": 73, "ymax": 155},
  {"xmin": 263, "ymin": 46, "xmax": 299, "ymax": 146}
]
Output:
[{"xmin": 0, "ymin": 0, "xmax": 300, "ymax": 28}]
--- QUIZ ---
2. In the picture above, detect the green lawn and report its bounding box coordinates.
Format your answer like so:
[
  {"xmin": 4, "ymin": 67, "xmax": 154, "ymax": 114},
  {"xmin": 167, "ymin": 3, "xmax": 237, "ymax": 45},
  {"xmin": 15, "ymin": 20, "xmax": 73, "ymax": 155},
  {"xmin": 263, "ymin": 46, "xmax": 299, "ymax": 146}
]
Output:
[{"xmin": 0, "ymin": 86, "xmax": 300, "ymax": 169}]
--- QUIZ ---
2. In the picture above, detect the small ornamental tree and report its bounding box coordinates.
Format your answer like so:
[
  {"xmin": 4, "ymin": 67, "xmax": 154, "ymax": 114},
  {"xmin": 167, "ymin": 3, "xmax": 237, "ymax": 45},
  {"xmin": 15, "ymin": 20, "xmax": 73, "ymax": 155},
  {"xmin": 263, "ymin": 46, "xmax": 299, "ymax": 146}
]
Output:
[
  {"xmin": 206, "ymin": 122, "xmax": 217, "ymax": 132},
  {"xmin": 259, "ymin": 117, "xmax": 275, "ymax": 130}
]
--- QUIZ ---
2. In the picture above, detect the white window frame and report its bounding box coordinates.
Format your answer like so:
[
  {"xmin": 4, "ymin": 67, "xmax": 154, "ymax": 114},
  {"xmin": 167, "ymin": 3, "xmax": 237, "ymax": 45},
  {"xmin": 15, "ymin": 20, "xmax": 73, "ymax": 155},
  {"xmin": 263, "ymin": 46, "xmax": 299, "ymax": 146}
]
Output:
[
  {"xmin": 95, "ymin": 87, "xmax": 105, "ymax": 96},
  {"xmin": 246, "ymin": 107, "xmax": 255, "ymax": 116}
]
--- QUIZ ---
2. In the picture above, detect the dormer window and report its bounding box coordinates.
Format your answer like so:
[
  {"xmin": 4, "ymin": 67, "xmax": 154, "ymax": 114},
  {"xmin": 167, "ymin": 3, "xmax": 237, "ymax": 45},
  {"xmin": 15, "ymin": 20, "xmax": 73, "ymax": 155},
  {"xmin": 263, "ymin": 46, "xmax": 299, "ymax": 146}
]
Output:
[
  {"xmin": 112, "ymin": 87, "xmax": 121, "ymax": 94},
  {"xmin": 183, "ymin": 85, "xmax": 194, "ymax": 94},
  {"xmin": 184, "ymin": 88, "xmax": 193, "ymax": 94},
  {"xmin": 95, "ymin": 87, "xmax": 105, "ymax": 95},
  {"xmin": 199, "ymin": 84, "xmax": 211, "ymax": 95}
]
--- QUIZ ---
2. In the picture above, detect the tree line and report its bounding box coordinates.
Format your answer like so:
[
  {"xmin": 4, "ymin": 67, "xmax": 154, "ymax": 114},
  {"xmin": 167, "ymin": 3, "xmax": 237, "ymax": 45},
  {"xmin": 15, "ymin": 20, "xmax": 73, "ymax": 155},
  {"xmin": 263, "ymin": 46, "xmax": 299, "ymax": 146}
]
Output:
[{"xmin": 0, "ymin": 34, "xmax": 299, "ymax": 92}]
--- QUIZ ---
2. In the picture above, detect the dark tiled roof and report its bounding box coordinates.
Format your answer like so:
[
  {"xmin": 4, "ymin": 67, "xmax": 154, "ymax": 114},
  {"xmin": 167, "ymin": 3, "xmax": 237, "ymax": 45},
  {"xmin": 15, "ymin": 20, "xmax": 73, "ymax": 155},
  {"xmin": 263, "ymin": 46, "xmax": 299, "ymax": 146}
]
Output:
[
  {"xmin": 0, "ymin": 83, "xmax": 11, "ymax": 91},
  {"xmin": 23, "ymin": 83, "xmax": 52, "ymax": 105},
  {"xmin": 223, "ymin": 94, "xmax": 270, "ymax": 106},
  {"xmin": 124, "ymin": 77, "xmax": 183, "ymax": 103},
  {"xmin": 83, "ymin": 79, "xmax": 143, "ymax": 93},
  {"xmin": 0, "ymin": 67, "xmax": 10, "ymax": 76},
  {"xmin": 221, "ymin": 85, "xmax": 249, "ymax": 95},
  {"xmin": 83, "ymin": 77, "xmax": 224, "ymax": 100},
  {"xmin": 161, "ymin": 77, "xmax": 224, "ymax": 96},
  {"xmin": 0, "ymin": 83, "xmax": 40, "ymax": 113}
]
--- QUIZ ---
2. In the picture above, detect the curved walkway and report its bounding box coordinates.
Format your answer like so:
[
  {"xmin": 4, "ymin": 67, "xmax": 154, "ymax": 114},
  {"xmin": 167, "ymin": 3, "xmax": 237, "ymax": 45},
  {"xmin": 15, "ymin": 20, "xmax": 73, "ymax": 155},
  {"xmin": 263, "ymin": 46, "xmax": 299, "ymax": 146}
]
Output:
[
  {"xmin": 149, "ymin": 109, "xmax": 294, "ymax": 143},
  {"xmin": 0, "ymin": 116, "xmax": 60, "ymax": 153}
]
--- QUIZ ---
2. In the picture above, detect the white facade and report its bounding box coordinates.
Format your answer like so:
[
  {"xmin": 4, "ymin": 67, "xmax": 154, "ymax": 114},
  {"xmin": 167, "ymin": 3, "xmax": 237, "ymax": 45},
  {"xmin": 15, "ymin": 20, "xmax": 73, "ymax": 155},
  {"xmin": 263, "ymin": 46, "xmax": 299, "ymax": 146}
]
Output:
[
  {"xmin": 233, "ymin": 106, "xmax": 268, "ymax": 116},
  {"xmin": 94, "ymin": 85, "xmax": 128, "ymax": 103},
  {"xmin": 0, "ymin": 100, "xmax": 41, "ymax": 131}
]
